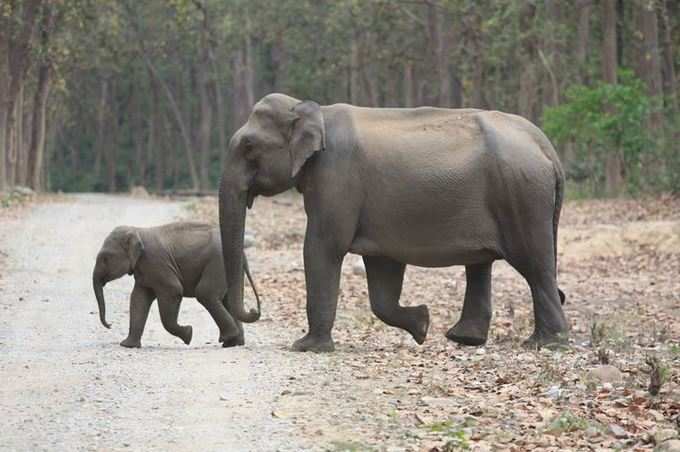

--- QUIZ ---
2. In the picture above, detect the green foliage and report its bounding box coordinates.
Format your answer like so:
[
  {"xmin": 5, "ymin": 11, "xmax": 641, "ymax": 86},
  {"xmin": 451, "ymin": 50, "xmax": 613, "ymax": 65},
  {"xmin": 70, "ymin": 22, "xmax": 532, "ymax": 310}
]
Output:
[
  {"xmin": 543, "ymin": 71, "xmax": 653, "ymax": 194},
  {"xmin": 8, "ymin": 0, "xmax": 673, "ymax": 195},
  {"xmin": 545, "ymin": 411, "xmax": 590, "ymax": 435},
  {"xmin": 421, "ymin": 420, "xmax": 471, "ymax": 450}
]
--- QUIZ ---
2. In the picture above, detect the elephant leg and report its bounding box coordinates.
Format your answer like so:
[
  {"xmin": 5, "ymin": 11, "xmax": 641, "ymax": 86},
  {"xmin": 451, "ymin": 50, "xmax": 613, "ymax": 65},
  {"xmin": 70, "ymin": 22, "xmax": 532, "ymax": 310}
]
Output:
[
  {"xmin": 195, "ymin": 269, "xmax": 242, "ymax": 347},
  {"xmin": 505, "ymin": 228, "xmax": 568, "ymax": 347},
  {"xmin": 446, "ymin": 263, "xmax": 493, "ymax": 346},
  {"xmin": 120, "ymin": 284, "xmax": 155, "ymax": 348},
  {"xmin": 157, "ymin": 294, "xmax": 192, "ymax": 345},
  {"xmin": 363, "ymin": 256, "xmax": 429, "ymax": 344},
  {"xmin": 198, "ymin": 297, "xmax": 244, "ymax": 347},
  {"xmin": 291, "ymin": 232, "xmax": 344, "ymax": 353}
]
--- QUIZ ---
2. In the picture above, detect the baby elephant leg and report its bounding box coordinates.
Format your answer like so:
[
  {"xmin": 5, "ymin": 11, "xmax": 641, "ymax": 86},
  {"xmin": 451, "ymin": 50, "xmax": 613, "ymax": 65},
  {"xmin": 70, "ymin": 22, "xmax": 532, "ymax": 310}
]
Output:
[
  {"xmin": 157, "ymin": 294, "xmax": 193, "ymax": 345},
  {"xmin": 120, "ymin": 284, "xmax": 155, "ymax": 348}
]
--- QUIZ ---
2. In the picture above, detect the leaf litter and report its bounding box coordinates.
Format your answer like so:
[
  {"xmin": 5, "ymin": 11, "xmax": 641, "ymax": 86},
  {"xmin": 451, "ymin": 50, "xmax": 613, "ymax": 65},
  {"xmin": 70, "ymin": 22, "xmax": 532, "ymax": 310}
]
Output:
[{"xmin": 190, "ymin": 193, "xmax": 680, "ymax": 451}]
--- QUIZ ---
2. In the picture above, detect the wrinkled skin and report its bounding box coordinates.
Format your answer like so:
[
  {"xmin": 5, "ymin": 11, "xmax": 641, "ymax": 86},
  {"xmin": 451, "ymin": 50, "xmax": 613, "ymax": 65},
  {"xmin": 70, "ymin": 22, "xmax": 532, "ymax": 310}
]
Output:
[
  {"xmin": 92, "ymin": 222, "xmax": 259, "ymax": 348},
  {"xmin": 219, "ymin": 93, "xmax": 569, "ymax": 352}
]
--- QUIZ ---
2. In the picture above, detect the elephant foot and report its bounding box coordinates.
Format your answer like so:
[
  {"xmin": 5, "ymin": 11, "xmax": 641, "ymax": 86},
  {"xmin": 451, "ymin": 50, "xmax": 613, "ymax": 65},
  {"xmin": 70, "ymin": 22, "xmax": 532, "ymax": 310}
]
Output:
[
  {"xmin": 120, "ymin": 337, "xmax": 141, "ymax": 348},
  {"xmin": 522, "ymin": 328, "xmax": 569, "ymax": 350},
  {"xmin": 445, "ymin": 319, "xmax": 489, "ymax": 346},
  {"xmin": 407, "ymin": 305, "xmax": 430, "ymax": 345},
  {"xmin": 179, "ymin": 326, "xmax": 193, "ymax": 345},
  {"xmin": 291, "ymin": 333, "xmax": 335, "ymax": 353},
  {"xmin": 221, "ymin": 334, "xmax": 245, "ymax": 348}
]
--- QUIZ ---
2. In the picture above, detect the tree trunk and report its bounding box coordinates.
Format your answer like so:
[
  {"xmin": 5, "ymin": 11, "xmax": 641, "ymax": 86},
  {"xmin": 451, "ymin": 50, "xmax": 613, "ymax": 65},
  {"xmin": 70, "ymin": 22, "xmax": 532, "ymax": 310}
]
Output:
[
  {"xmin": 149, "ymin": 73, "xmax": 164, "ymax": 193},
  {"xmin": 3, "ymin": 0, "xmax": 42, "ymax": 190},
  {"xmin": 403, "ymin": 62, "xmax": 416, "ymax": 107},
  {"xmin": 659, "ymin": 0, "xmax": 678, "ymax": 116},
  {"xmin": 94, "ymin": 77, "xmax": 108, "ymax": 179},
  {"xmin": 602, "ymin": 0, "xmax": 624, "ymax": 196},
  {"xmin": 231, "ymin": 11, "xmax": 256, "ymax": 132},
  {"xmin": 518, "ymin": 2, "xmax": 538, "ymax": 121},
  {"xmin": 243, "ymin": 18, "xmax": 255, "ymax": 107},
  {"xmin": 638, "ymin": 0, "xmax": 663, "ymax": 129},
  {"xmin": 575, "ymin": 0, "xmax": 592, "ymax": 84},
  {"xmin": 350, "ymin": 32, "xmax": 361, "ymax": 105},
  {"xmin": 427, "ymin": 1, "xmax": 451, "ymax": 107},
  {"xmin": 26, "ymin": 64, "xmax": 51, "ymax": 191},
  {"xmin": 9, "ymin": 83, "xmax": 25, "ymax": 187},
  {"xmin": 196, "ymin": 61, "xmax": 212, "ymax": 191},
  {"xmin": 0, "ymin": 19, "xmax": 6, "ymax": 190},
  {"xmin": 210, "ymin": 52, "xmax": 228, "ymax": 171},
  {"xmin": 136, "ymin": 96, "xmax": 147, "ymax": 188},
  {"xmin": 106, "ymin": 82, "xmax": 118, "ymax": 192},
  {"xmin": 542, "ymin": 0, "xmax": 562, "ymax": 108},
  {"xmin": 466, "ymin": 9, "xmax": 484, "ymax": 108},
  {"xmin": 359, "ymin": 32, "xmax": 379, "ymax": 107}
]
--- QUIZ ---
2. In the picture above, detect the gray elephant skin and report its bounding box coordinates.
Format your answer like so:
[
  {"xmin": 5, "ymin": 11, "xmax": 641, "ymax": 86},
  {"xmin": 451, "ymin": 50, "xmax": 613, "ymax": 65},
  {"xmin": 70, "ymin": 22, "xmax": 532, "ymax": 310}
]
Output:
[
  {"xmin": 92, "ymin": 222, "xmax": 259, "ymax": 348},
  {"xmin": 219, "ymin": 93, "xmax": 569, "ymax": 352}
]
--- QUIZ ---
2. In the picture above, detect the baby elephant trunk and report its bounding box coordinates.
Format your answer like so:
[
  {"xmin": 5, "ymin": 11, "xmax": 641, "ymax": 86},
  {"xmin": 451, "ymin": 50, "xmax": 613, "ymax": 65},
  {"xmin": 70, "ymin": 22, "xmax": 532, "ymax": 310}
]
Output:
[{"xmin": 92, "ymin": 276, "xmax": 111, "ymax": 329}]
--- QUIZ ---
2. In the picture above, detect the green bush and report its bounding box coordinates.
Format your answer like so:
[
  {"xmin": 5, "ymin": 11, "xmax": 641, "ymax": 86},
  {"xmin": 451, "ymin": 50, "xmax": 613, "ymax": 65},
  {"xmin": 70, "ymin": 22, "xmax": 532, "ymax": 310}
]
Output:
[{"xmin": 543, "ymin": 70, "xmax": 654, "ymax": 195}]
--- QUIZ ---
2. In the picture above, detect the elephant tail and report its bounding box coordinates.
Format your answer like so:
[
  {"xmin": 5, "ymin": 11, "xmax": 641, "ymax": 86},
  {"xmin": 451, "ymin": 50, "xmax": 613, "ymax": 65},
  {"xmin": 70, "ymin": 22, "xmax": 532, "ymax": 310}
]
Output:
[
  {"xmin": 553, "ymin": 162, "xmax": 566, "ymax": 306},
  {"xmin": 243, "ymin": 254, "xmax": 261, "ymax": 318}
]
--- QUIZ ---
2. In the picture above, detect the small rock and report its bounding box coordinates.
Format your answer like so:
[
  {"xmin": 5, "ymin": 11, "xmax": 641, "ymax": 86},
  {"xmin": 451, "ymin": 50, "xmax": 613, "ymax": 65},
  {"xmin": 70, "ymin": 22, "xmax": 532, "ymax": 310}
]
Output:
[
  {"xmin": 545, "ymin": 385, "xmax": 562, "ymax": 399},
  {"xmin": 609, "ymin": 424, "xmax": 628, "ymax": 438},
  {"xmin": 655, "ymin": 429, "xmax": 679, "ymax": 444},
  {"xmin": 602, "ymin": 382, "xmax": 614, "ymax": 391},
  {"xmin": 585, "ymin": 426, "xmax": 601, "ymax": 438},
  {"xmin": 656, "ymin": 440, "xmax": 680, "ymax": 452},
  {"xmin": 588, "ymin": 365, "xmax": 623, "ymax": 384}
]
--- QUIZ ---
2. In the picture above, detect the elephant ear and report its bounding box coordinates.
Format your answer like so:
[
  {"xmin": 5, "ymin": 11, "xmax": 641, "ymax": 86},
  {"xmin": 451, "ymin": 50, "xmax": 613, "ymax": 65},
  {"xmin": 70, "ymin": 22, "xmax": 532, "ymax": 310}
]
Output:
[
  {"xmin": 289, "ymin": 100, "xmax": 326, "ymax": 178},
  {"xmin": 126, "ymin": 230, "xmax": 144, "ymax": 272}
]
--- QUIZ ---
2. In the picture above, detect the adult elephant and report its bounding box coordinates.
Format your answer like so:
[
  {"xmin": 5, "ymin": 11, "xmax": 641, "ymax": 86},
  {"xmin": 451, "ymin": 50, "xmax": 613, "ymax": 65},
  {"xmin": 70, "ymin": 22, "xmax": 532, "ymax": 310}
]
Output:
[{"xmin": 219, "ymin": 93, "xmax": 569, "ymax": 352}]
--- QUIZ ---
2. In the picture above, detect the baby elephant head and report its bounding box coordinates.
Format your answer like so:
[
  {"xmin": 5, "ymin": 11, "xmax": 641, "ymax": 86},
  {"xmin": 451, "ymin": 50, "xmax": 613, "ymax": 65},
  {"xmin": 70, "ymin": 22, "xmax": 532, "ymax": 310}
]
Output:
[{"xmin": 92, "ymin": 226, "xmax": 144, "ymax": 329}]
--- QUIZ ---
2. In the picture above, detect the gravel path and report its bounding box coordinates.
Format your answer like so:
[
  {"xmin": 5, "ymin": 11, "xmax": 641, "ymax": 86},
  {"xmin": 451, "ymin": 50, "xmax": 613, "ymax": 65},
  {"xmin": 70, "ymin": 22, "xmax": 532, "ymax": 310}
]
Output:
[{"xmin": 0, "ymin": 194, "xmax": 302, "ymax": 452}]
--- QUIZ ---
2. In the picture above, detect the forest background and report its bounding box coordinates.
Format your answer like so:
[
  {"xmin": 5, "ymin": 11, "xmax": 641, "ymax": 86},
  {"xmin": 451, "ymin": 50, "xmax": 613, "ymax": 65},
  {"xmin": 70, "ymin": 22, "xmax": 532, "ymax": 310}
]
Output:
[{"xmin": 1, "ymin": 0, "xmax": 678, "ymax": 197}]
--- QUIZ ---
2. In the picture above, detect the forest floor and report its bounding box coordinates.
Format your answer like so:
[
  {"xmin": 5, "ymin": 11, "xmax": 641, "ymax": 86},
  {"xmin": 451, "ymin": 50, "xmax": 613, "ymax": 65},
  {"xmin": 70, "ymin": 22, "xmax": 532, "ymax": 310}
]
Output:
[
  {"xmin": 190, "ymin": 192, "xmax": 680, "ymax": 451},
  {"xmin": 0, "ymin": 192, "xmax": 678, "ymax": 451}
]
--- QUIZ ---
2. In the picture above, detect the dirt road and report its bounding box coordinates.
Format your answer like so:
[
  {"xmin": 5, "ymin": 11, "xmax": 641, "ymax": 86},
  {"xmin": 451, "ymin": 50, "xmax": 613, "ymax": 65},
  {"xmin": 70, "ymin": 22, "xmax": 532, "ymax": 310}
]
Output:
[{"xmin": 0, "ymin": 195, "xmax": 303, "ymax": 451}]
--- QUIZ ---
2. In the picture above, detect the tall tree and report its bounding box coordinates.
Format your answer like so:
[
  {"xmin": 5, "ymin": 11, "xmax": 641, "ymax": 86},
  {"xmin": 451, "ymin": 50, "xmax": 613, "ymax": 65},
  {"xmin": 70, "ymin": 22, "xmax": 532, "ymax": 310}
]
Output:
[
  {"xmin": 637, "ymin": 0, "xmax": 663, "ymax": 130},
  {"xmin": 602, "ymin": 0, "xmax": 624, "ymax": 196},
  {"xmin": 518, "ymin": 2, "xmax": 538, "ymax": 122},
  {"xmin": 659, "ymin": 0, "xmax": 678, "ymax": 116},
  {"xmin": 26, "ymin": 1, "xmax": 56, "ymax": 190},
  {"xmin": 1, "ymin": 0, "xmax": 42, "ymax": 190}
]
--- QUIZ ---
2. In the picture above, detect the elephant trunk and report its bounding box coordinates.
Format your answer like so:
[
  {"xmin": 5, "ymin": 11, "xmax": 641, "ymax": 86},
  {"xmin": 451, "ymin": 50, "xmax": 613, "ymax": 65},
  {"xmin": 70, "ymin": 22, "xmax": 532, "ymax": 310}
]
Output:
[
  {"xmin": 219, "ymin": 178, "xmax": 260, "ymax": 323},
  {"xmin": 93, "ymin": 276, "xmax": 111, "ymax": 329}
]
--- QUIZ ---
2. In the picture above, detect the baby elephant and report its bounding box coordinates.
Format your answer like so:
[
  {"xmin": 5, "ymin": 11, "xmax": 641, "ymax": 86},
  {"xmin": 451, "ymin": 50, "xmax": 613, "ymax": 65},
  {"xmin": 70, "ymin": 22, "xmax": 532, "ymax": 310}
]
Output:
[{"xmin": 92, "ymin": 222, "xmax": 259, "ymax": 348}]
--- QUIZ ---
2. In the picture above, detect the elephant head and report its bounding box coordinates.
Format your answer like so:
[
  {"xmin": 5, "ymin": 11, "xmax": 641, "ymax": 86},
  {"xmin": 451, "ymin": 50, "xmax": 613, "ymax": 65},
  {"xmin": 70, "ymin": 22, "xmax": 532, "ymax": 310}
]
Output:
[
  {"xmin": 219, "ymin": 93, "xmax": 325, "ymax": 323},
  {"xmin": 92, "ymin": 226, "xmax": 144, "ymax": 328}
]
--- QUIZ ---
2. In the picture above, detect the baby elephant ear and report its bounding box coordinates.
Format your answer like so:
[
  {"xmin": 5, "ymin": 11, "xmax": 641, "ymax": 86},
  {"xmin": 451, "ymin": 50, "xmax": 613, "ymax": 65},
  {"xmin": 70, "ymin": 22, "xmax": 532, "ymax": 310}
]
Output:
[
  {"xmin": 289, "ymin": 100, "xmax": 326, "ymax": 178},
  {"xmin": 126, "ymin": 230, "xmax": 144, "ymax": 270}
]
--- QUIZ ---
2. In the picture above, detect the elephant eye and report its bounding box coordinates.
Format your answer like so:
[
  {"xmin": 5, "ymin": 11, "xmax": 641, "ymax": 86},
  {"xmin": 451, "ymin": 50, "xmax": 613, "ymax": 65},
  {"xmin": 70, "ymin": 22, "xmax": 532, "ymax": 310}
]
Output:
[{"xmin": 243, "ymin": 137, "xmax": 254, "ymax": 152}]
